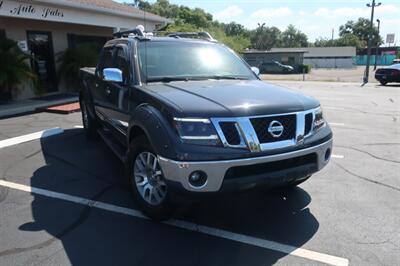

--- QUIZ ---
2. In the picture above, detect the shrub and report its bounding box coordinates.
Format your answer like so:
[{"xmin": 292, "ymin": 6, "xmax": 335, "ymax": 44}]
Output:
[
  {"xmin": 57, "ymin": 42, "xmax": 101, "ymax": 91},
  {"xmin": 299, "ymin": 64, "xmax": 312, "ymax": 74},
  {"xmin": 0, "ymin": 38, "xmax": 37, "ymax": 100}
]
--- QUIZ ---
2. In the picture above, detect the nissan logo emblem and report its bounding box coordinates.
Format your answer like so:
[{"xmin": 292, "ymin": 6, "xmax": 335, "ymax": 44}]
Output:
[{"xmin": 267, "ymin": 120, "xmax": 284, "ymax": 138}]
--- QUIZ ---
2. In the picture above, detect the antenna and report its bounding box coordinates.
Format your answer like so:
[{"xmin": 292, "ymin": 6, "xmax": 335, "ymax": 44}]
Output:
[{"xmin": 144, "ymin": 10, "xmax": 148, "ymax": 85}]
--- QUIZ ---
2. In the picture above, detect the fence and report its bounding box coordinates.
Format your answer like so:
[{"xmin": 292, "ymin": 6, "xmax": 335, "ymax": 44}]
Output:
[{"xmin": 354, "ymin": 55, "xmax": 396, "ymax": 66}]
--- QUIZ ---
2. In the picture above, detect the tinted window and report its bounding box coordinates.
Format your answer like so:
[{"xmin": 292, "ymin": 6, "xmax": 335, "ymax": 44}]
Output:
[
  {"xmin": 138, "ymin": 41, "xmax": 255, "ymax": 81},
  {"xmin": 114, "ymin": 47, "xmax": 130, "ymax": 84},
  {"xmin": 100, "ymin": 48, "xmax": 113, "ymax": 72}
]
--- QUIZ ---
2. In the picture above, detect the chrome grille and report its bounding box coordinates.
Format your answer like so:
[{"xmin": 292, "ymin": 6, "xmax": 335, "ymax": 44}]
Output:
[
  {"xmin": 211, "ymin": 108, "xmax": 319, "ymax": 152},
  {"xmin": 219, "ymin": 122, "xmax": 241, "ymax": 145},
  {"xmin": 250, "ymin": 114, "xmax": 296, "ymax": 143}
]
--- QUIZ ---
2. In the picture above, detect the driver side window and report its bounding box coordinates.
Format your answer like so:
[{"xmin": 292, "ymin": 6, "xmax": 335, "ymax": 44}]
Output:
[
  {"xmin": 99, "ymin": 47, "xmax": 113, "ymax": 75},
  {"xmin": 114, "ymin": 47, "xmax": 130, "ymax": 85}
]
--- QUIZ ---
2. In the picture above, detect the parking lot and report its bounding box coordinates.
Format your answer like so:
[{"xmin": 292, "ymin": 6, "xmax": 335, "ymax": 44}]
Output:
[{"xmin": 0, "ymin": 81, "xmax": 399, "ymax": 266}]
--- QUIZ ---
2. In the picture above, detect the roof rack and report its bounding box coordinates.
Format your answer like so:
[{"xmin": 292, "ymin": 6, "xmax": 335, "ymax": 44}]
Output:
[
  {"xmin": 113, "ymin": 27, "xmax": 217, "ymax": 42},
  {"xmin": 113, "ymin": 28, "xmax": 145, "ymax": 38},
  {"xmin": 166, "ymin": 32, "xmax": 217, "ymax": 42}
]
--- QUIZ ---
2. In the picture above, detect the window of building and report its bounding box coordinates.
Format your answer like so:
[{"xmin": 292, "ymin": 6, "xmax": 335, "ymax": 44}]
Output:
[{"xmin": 67, "ymin": 34, "xmax": 110, "ymax": 52}]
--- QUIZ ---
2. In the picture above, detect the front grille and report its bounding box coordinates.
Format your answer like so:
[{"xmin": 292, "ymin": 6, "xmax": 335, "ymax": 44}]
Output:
[
  {"xmin": 305, "ymin": 113, "xmax": 313, "ymax": 135},
  {"xmin": 219, "ymin": 122, "xmax": 241, "ymax": 145},
  {"xmin": 224, "ymin": 153, "xmax": 317, "ymax": 180},
  {"xmin": 250, "ymin": 114, "xmax": 296, "ymax": 143}
]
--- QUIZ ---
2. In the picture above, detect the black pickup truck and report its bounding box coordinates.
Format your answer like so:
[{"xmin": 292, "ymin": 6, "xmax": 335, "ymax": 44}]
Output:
[{"xmin": 80, "ymin": 29, "xmax": 333, "ymax": 220}]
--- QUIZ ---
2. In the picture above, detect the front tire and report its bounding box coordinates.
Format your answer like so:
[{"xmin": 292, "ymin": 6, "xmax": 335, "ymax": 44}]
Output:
[
  {"xmin": 379, "ymin": 80, "xmax": 388, "ymax": 86},
  {"xmin": 126, "ymin": 136, "xmax": 172, "ymax": 220}
]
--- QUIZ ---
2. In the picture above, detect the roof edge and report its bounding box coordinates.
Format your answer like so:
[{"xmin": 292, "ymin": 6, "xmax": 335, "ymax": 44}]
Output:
[{"xmin": 31, "ymin": 0, "xmax": 170, "ymax": 23}]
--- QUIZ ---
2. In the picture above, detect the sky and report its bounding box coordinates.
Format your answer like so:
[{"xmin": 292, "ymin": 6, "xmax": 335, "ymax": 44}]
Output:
[{"xmin": 118, "ymin": 0, "xmax": 400, "ymax": 45}]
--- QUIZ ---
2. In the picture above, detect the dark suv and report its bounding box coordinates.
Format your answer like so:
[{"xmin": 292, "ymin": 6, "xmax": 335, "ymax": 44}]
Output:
[{"xmin": 80, "ymin": 30, "xmax": 333, "ymax": 220}]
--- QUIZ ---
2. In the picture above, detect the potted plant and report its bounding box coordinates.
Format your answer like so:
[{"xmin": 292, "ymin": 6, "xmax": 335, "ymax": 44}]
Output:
[{"xmin": 0, "ymin": 38, "xmax": 37, "ymax": 101}]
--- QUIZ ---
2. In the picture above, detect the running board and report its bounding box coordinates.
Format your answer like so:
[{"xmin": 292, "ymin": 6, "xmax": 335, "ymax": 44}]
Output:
[{"xmin": 97, "ymin": 128, "xmax": 127, "ymax": 163}]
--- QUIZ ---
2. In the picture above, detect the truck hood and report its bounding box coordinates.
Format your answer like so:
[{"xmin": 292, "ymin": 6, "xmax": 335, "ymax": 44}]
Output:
[{"xmin": 145, "ymin": 80, "xmax": 320, "ymax": 117}]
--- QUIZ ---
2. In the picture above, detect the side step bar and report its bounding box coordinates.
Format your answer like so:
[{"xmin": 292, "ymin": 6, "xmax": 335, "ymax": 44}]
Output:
[{"xmin": 97, "ymin": 128, "xmax": 127, "ymax": 163}]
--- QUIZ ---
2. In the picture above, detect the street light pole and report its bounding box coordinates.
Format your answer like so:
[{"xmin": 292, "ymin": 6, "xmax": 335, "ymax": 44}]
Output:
[
  {"xmin": 363, "ymin": 0, "xmax": 381, "ymax": 84},
  {"xmin": 374, "ymin": 19, "xmax": 380, "ymax": 70}
]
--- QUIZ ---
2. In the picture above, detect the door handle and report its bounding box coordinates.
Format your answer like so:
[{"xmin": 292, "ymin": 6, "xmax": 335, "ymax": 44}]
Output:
[{"xmin": 105, "ymin": 88, "xmax": 111, "ymax": 95}]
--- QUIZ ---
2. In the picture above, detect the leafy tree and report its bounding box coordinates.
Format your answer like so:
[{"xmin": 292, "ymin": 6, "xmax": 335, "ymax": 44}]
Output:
[
  {"xmin": 281, "ymin": 25, "xmax": 308, "ymax": 47},
  {"xmin": 339, "ymin": 18, "xmax": 382, "ymax": 46},
  {"xmin": 0, "ymin": 38, "xmax": 37, "ymax": 100},
  {"xmin": 314, "ymin": 33, "xmax": 365, "ymax": 50},
  {"xmin": 224, "ymin": 22, "xmax": 249, "ymax": 37},
  {"xmin": 250, "ymin": 25, "xmax": 281, "ymax": 50}
]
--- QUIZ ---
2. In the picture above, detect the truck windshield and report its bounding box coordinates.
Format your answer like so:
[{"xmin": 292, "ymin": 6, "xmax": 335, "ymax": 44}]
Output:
[{"xmin": 138, "ymin": 41, "xmax": 256, "ymax": 82}]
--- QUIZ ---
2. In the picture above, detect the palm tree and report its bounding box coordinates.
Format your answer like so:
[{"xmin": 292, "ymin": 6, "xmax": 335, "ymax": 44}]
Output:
[{"xmin": 0, "ymin": 38, "xmax": 36, "ymax": 101}]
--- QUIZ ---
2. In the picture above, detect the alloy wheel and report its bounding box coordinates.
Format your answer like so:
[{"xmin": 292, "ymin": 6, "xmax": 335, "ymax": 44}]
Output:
[{"xmin": 133, "ymin": 152, "xmax": 167, "ymax": 205}]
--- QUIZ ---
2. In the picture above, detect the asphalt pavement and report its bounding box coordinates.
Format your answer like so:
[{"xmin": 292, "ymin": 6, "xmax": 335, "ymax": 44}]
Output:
[{"xmin": 0, "ymin": 81, "xmax": 399, "ymax": 266}]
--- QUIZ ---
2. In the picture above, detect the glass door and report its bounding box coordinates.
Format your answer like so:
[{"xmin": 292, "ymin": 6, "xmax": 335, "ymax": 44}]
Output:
[{"xmin": 27, "ymin": 31, "xmax": 57, "ymax": 92}]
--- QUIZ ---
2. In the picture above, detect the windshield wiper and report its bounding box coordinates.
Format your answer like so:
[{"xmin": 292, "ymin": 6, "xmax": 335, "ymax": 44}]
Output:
[
  {"xmin": 202, "ymin": 75, "xmax": 249, "ymax": 80},
  {"xmin": 146, "ymin": 77, "xmax": 191, "ymax": 83},
  {"xmin": 146, "ymin": 75, "xmax": 249, "ymax": 83}
]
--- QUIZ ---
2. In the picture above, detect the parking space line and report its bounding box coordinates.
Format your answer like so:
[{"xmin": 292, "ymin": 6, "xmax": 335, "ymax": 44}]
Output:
[
  {"xmin": 332, "ymin": 154, "xmax": 345, "ymax": 159},
  {"xmin": 74, "ymin": 125, "xmax": 84, "ymax": 128},
  {"xmin": 0, "ymin": 179, "xmax": 349, "ymax": 266},
  {"xmin": 0, "ymin": 128, "xmax": 64, "ymax": 149},
  {"xmin": 329, "ymin": 123, "xmax": 345, "ymax": 127}
]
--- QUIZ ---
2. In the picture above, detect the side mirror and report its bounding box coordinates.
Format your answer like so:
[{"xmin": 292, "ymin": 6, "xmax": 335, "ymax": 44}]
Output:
[
  {"xmin": 251, "ymin": 66, "xmax": 260, "ymax": 76},
  {"xmin": 103, "ymin": 68, "xmax": 123, "ymax": 83}
]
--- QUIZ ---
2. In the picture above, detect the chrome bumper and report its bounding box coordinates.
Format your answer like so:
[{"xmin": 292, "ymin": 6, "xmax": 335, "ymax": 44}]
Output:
[{"xmin": 158, "ymin": 138, "xmax": 333, "ymax": 192}]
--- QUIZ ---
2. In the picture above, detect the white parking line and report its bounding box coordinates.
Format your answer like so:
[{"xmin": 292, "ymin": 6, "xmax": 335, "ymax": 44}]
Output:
[
  {"xmin": 329, "ymin": 123, "xmax": 345, "ymax": 127},
  {"xmin": 0, "ymin": 128, "xmax": 64, "ymax": 149},
  {"xmin": 332, "ymin": 154, "xmax": 345, "ymax": 159},
  {"xmin": 74, "ymin": 125, "xmax": 84, "ymax": 128},
  {"xmin": 0, "ymin": 179, "xmax": 349, "ymax": 266}
]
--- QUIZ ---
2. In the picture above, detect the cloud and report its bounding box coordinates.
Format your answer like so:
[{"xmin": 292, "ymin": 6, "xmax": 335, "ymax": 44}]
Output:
[
  {"xmin": 251, "ymin": 7, "xmax": 292, "ymax": 19},
  {"xmin": 314, "ymin": 4, "xmax": 399, "ymax": 19},
  {"xmin": 213, "ymin": 5, "xmax": 243, "ymax": 21}
]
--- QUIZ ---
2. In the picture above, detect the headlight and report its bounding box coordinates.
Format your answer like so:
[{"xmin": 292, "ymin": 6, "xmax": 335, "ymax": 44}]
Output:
[
  {"xmin": 173, "ymin": 118, "xmax": 220, "ymax": 145},
  {"xmin": 314, "ymin": 107, "xmax": 325, "ymax": 131}
]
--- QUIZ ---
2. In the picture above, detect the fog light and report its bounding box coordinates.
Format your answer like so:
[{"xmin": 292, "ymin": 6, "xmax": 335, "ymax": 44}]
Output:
[
  {"xmin": 188, "ymin": 171, "xmax": 207, "ymax": 188},
  {"xmin": 325, "ymin": 148, "xmax": 331, "ymax": 161}
]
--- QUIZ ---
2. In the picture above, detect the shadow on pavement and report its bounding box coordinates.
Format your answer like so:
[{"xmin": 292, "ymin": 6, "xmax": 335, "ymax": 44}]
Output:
[{"xmin": 17, "ymin": 129, "xmax": 319, "ymax": 265}]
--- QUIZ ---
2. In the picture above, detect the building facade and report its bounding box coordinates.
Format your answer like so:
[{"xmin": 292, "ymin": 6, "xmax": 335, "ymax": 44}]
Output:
[
  {"xmin": 0, "ymin": 0, "xmax": 168, "ymax": 100},
  {"xmin": 242, "ymin": 49, "xmax": 306, "ymax": 73},
  {"xmin": 271, "ymin": 47, "xmax": 356, "ymax": 69}
]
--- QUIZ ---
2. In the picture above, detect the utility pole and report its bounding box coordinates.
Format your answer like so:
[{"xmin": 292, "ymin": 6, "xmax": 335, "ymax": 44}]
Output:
[
  {"xmin": 332, "ymin": 28, "xmax": 334, "ymax": 41},
  {"xmin": 374, "ymin": 19, "xmax": 380, "ymax": 70},
  {"xmin": 363, "ymin": 0, "xmax": 381, "ymax": 84}
]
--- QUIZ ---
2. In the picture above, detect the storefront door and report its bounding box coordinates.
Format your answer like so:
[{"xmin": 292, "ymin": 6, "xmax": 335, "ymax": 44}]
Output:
[{"xmin": 27, "ymin": 31, "xmax": 57, "ymax": 92}]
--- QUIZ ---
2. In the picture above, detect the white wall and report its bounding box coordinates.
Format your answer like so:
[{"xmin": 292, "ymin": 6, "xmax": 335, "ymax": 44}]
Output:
[{"xmin": 304, "ymin": 58, "xmax": 355, "ymax": 69}]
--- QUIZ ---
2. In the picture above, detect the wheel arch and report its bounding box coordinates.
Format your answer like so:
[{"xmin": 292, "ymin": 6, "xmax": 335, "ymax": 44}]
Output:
[{"xmin": 127, "ymin": 104, "xmax": 177, "ymax": 159}]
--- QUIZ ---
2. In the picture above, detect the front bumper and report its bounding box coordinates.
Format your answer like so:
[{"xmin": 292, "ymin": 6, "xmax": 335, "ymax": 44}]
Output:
[{"xmin": 158, "ymin": 138, "xmax": 333, "ymax": 192}]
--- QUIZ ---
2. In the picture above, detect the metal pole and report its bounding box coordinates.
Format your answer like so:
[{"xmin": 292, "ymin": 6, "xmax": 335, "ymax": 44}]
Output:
[
  {"xmin": 374, "ymin": 19, "xmax": 380, "ymax": 70},
  {"xmin": 363, "ymin": 0, "xmax": 381, "ymax": 84}
]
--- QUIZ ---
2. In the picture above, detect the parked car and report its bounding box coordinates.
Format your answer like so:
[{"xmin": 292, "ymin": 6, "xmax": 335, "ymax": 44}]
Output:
[
  {"xmin": 79, "ymin": 29, "xmax": 333, "ymax": 220},
  {"xmin": 375, "ymin": 64, "xmax": 400, "ymax": 85},
  {"xmin": 258, "ymin": 61, "xmax": 294, "ymax": 74},
  {"xmin": 392, "ymin": 59, "xmax": 400, "ymax": 65}
]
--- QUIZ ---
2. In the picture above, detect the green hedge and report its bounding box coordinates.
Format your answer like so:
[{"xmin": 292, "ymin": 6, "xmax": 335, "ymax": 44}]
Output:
[{"xmin": 299, "ymin": 64, "xmax": 312, "ymax": 74}]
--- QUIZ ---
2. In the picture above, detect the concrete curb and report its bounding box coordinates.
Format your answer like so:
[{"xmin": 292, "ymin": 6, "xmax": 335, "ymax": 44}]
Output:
[{"xmin": 0, "ymin": 97, "xmax": 78, "ymax": 119}]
